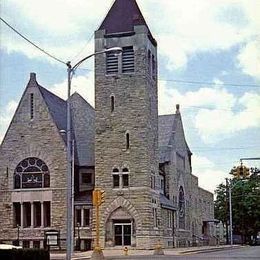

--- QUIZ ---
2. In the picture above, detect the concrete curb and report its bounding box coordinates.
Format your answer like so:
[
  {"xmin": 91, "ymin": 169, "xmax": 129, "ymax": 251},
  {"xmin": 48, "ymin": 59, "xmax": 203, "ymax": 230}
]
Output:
[
  {"xmin": 50, "ymin": 245, "xmax": 246, "ymax": 259},
  {"xmin": 178, "ymin": 245, "xmax": 245, "ymax": 255}
]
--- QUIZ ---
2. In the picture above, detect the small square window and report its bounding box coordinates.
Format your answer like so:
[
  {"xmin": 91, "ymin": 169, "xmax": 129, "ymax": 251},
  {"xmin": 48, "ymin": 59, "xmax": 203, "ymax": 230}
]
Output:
[
  {"xmin": 113, "ymin": 175, "xmax": 120, "ymax": 188},
  {"xmin": 82, "ymin": 173, "xmax": 92, "ymax": 184}
]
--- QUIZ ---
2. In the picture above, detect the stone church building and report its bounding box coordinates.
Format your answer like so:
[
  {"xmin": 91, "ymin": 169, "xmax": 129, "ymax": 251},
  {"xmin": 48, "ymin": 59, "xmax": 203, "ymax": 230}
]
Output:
[{"xmin": 0, "ymin": 0, "xmax": 215, "ymax": 250}]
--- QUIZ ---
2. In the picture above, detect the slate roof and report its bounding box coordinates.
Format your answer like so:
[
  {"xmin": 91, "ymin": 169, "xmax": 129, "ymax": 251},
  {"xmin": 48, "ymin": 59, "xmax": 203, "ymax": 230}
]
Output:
[
  {"xmin": 38, "ymin": 86, "xmax": 67, "ymax": 137},
  {"xmin": 70, "ymin": 93, "xmax": 95, "ymax": 167},
  {"xmin": 37, "ymin": 81, "xmax": 95, "ymax": 167},
  {"xmin": 158, "ymin": 114, "xmax": 175, "ymax": 163},
  {"xmin": 99, "ymin": 0, "xmax": 156, "ymax": 45},
  {"xmin": 158, "ymin": 114, "xmax": 175, "ymax": 148},
  {"xmin": 160, "ymin": 193, "xmax": 177, "ymax": 211}
]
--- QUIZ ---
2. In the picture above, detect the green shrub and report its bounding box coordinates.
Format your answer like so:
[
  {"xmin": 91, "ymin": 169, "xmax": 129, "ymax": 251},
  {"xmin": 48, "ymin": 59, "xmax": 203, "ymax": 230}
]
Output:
[{"xmin": 0, "ymin": 248, "xmax": 50, "ymax": 260}]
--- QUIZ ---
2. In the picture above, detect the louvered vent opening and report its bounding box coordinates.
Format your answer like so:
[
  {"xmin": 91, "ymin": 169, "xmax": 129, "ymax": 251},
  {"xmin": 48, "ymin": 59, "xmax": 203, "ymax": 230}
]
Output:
[
  {"xmin": 106, "ymin": 53, "xmax": 119, "ymax": 74},
  {"xmin": 122, "ymin": 46, "xmax": 134, "ymax": 73}
]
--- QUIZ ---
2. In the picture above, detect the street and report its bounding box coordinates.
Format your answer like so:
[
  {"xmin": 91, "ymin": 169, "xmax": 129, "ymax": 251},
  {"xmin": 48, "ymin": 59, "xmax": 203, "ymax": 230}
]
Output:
[{"xmin": 107, "ymin": 246, "xmax": 260, "ymax": 260}]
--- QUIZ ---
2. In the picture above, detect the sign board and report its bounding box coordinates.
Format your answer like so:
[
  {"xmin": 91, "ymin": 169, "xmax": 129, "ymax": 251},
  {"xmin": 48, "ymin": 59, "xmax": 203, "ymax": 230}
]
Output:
[{"xmin": 45, "ymin": 230, "xmax": 59, "ymax": 246}]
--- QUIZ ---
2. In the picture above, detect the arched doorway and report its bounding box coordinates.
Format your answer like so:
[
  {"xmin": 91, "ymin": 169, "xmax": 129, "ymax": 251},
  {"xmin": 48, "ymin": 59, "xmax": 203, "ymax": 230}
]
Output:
[{"xmin": 105, "ymin": 207, "xmax": 136, "ymax": 247}]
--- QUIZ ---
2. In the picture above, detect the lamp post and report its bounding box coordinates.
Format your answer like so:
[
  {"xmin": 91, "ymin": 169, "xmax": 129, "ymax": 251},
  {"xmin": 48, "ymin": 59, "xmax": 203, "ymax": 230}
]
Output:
[
  {"xmin": 226, "ymin": 178, "xmax": 246, "ymax": 246},
  {"xmin": 76, "ymin": 222, "xmax": 80, "ymax": 251},
  {"xmin": 16, "ymin": 224, "xmax": 20, "ymax": 246},
  {"xmin": 65, "ymin": 47, "xmax": 122, "ymax": 260}
]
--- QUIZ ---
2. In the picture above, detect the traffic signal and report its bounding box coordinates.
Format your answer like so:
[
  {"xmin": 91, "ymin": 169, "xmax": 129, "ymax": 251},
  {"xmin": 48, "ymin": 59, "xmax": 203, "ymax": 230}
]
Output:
[
  {"xmin": 229, "ymin": 166, "xmax": 238, "ymax": 177},
  {"xmin": 97, "ymin": 189, "xmax": 105, "ymax": 206},
  {"xmin": 93, "ymin": 189, "xmax": 99, "ymax": 206},
  {"xmin": 242, "ymin": 166, "xmax": 250, "ymax": 178},
  {"xmin": 238, "ymin": 165, "xmax": 244, "ymax": 178},
  {"xmin": 92, "ymin": 188, "xmax": 105, "ymax": 206},
  {"xmin": 229, "ymin": 164, "xmax": 250, "ymax": 179}
]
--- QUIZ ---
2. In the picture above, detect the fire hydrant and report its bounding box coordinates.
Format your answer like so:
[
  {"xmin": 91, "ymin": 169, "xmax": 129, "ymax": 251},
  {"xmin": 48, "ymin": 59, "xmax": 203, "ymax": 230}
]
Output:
[{"xmin": 123, "ymin": 246, "xmax": 128, "ymax": 256}]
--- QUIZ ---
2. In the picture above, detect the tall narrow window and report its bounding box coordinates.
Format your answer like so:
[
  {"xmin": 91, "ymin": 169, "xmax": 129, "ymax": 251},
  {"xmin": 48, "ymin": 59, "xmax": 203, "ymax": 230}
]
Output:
[
  {"xmin": 23, "ymin": 202, "xmax": 31, "ymax": 227},
  {"xmin": 126, "ymin": 133, "xmax": 130, "ymax": 150},
  {"xmin": 178, "ymin": 186, "xmax": 185, "ymax": 229},
  {"xmin": 106, "ymin": 52, "xmax": 119, "ymax": 74},
  {"xmin": 112, "ymin": 168, "xmax": 120, "ymax": 188},
  {"xmin": 76, "ymin": 209, "xmax": 81, "ymax": 226},
  {"xmin": 152, "ymin": 55, "xmax": 156, "ymax": 80},
  {"xmin": 122, "ymin": 168, "xmax": 129, "ymax": 188},
  {"xmin": 30, "ymin": 93, "xmax": 34, "ymax": 119},
  {"xmin": 13, "ymin": 203, "xmax": 21, "ymax": 227},
  {"xmin": 33, "ymin": 202, "xmax": 41, "ymax": 227},
  {"xmin": 148, "ymin": 50, "xmax": 151, "ymax": 75},
  {"xmin": 43, "ymin": 201, "xmax": 51, "ymax": 227},
  {"xmin": 111, "ymin": 95, "xmax": 115, "ymax": 112},
  {"xmin": 122, "ymin": 46, "xmax": 134, "ymax": 73},
  {"xmin": 84, "ymin": 209, "xmax": 90, "ymax": 226}
]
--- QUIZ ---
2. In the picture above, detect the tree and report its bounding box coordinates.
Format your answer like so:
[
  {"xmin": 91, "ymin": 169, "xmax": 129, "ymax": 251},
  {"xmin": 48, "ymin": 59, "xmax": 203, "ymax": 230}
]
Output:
[{"xmin": 214, "ymin": 168, "xmax": 260, "ymax": 244}]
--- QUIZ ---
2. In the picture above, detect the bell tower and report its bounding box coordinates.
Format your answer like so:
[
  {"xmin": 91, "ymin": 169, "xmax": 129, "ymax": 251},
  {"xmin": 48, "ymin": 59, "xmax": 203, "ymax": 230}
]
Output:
[{"xmin": 94, "ymin": 0, "xmax": 160, "ymax": 248}]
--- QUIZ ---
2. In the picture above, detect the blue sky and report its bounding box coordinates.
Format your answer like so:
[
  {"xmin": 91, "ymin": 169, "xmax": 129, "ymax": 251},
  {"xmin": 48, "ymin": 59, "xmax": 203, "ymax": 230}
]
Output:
[{"xmin": 0, "ymin": 0, "xmax": 260, "ymax": 193}]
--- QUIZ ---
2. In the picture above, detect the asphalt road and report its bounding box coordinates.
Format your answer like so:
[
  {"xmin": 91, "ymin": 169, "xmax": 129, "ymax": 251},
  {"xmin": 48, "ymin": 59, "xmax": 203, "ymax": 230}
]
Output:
[{"xmin": 107, "ymin": 246, "xmax": 260, "ymax": 260}]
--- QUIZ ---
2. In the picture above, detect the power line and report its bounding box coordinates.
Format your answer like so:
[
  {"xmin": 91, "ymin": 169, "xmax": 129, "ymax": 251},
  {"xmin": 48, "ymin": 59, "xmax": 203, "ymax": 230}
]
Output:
[
  {"xmin": 76, "ymin": 66, "xmax": 260, "ymax": 89},
  {"xmin": 70, "ymin": 0, "xmax": 115, "ymax": 63},
  {"xmin": 1, "ymin": 17, "xmax": 259, "ymax": 90},
  {"xmin": 158, "ymin": 78, "xmax": 260, "ymax": 88},
  {"xmin": 0, "ymin": 17, "xmax": 67, "ymax": 65}
]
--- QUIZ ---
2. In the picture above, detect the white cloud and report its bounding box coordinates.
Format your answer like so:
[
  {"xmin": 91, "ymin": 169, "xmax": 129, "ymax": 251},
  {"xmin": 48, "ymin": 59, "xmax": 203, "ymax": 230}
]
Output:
[
  {"xmin": 195, "ymin": 91, "xmax": 260, "ymax": 143},
  {"xmin": 192, "ymin": 155, "xmax": 230, "ymax": 193},
  {"xmin": 159, "ymin": 80, "xmax": 260, "ymax": 143},
  {"xmin": 0, "ymin": 0, "xmax": 111, "ymax": 61},
  {"xmin": 237, "ymin": 39, "xmax": 260, "ymax": 79},
  {"xmin": 139, "ymin": 0, "xmax": 259, "ymax": 71},
  {"xmin": 0, "ymin": 100, "xmax": 18, "ymax": 143},
  {"xmin": 49, "ymin": 73, "xmax": 95, "ymax": 106},
  {"xmin": 1, "ymin": 0, "xmax": 259, "ymax": 77}
]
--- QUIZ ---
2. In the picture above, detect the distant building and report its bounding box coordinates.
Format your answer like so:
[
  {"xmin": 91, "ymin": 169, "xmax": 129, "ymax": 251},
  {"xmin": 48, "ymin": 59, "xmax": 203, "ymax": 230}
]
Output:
[{"xmin": 0, "ymin": 0, "xmax": 215, "ymax": 250}]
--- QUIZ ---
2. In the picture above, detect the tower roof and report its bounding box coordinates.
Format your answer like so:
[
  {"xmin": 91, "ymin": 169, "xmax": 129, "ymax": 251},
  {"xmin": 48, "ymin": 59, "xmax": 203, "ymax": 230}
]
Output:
[{"xmin": 99, "ymin": 0, "xmax": 156, "ymax": 45}]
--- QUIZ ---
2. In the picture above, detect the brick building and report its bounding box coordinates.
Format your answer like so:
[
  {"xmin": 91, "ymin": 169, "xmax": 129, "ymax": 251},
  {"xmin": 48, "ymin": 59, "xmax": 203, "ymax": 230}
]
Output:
[{"xmin": 0, "ymin": 0, "xmax": 215, "ymax": 250}]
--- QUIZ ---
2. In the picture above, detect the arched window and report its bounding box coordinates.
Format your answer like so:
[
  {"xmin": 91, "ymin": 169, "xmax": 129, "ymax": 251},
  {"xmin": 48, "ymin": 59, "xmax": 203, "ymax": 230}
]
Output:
[
  {"xmin": 178, "ymin": 186, "xmax": 185, "ymax": 229},
  {"xmin": 126, "ymin": 133, "xmax": 130, "ymax": 150},
  {"xmin": 112, "ymin": 168, "xmax": 120, "ymax": 188},
  {"xmin": 111, "ymin": 95, "xmax": 115, "ymax": 112},
  {"xmin": 14, "ymin": 157, "xmax": 50, "ymax": 189},
  {"xmin": 122, "ymin": 168, "xmax": 129, "ymax": 188}
]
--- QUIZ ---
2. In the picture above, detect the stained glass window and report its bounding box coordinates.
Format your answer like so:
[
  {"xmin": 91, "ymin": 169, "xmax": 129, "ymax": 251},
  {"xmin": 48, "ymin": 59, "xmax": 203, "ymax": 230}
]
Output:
[{"xmin": 14, "ymin": 157, "xmax": 50, "ymax": 189}]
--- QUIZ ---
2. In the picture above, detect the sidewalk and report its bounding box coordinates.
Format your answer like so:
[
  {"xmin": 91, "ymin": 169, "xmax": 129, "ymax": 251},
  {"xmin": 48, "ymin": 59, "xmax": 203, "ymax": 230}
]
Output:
[{"xmin": 50, "ymin": 245, "xmax": 243, "ymax": 260}]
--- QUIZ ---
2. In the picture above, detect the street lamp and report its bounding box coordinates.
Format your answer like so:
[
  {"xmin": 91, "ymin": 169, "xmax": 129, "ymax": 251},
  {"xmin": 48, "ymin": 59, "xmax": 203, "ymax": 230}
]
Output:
[
  {"xmin": 226, "ymin": 178, "xmax": 246, "ymax": 246},
  {"xmin": 65, "ymin": 47, "xmax": 122, "ymax": 260},
  {"xmin": 16, "ymin": 224, "xmax": 20, "ymax": 246},
  {"xmin": 76, "ymin": 222, "xmax": 80, "ymax": 251}
]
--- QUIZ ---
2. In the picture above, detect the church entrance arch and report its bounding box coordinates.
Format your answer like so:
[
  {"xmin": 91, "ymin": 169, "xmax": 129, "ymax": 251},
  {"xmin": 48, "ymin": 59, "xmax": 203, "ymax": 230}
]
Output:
[{"xmin": 105, "ymin": 207, "xmax": 136, "ymax": 247}]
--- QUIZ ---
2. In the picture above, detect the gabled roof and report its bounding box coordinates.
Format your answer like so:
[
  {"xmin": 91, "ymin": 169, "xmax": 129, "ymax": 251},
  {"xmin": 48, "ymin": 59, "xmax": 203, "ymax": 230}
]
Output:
[
  {"xmin": 27, "ymin": 73, "xmax": 95, "ymax": 167},
  {"xmin": 70, "ymin": 93, "xmax": 95, "ymax": 167},
  {"xmin": 158, "ymin": 114, "xmax": 176, "ymax": 163},
  {"xmin": 158, "ymin": 112, "xmax": 192, "ymax": 163},
  {"xmin": 160, "ymin": 194, "xmax": 177, "ymax": 211},
  {"xmin": 158, "ymin": 114, "xmax": 176, "ymax": 148},
  {"xmin": 99, "ymin": 0, "xmax": 156, "ymax": 45},
  {"xmin": 38, "ymin": 86, "xmax": 67, "ymax": 136}
]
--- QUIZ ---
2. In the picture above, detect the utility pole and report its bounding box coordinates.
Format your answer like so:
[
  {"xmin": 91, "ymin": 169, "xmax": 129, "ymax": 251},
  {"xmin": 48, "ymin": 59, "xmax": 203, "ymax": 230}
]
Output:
[{"xmin": 225, "ymin": 178, "xmax": 229, "ymax": 245}]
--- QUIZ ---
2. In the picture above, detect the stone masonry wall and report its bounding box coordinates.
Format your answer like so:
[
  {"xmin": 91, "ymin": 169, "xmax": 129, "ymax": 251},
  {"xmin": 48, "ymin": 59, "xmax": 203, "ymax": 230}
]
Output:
[
  {"xmin": 94, "ymin": 25, "xmax": 160, "ymax": 249},
  {"xmin": 0, "ymin": 76, "xmax": 68, "ymax": 246}
]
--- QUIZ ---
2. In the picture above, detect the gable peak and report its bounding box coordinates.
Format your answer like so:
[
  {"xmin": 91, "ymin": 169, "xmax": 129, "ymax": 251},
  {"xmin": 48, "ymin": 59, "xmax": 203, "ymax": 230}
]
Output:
[
  {"xmin": 27, "ymin": 72, "xmax": 38, "ymax": 88},
  {"xmin": 176, "ymin": 104, "xmax": 180, "ymax": 114}
]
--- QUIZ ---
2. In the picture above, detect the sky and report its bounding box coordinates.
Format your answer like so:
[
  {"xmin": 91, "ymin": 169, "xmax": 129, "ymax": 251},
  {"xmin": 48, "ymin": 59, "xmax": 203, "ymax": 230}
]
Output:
[{"xmin": 0, "ymin": 0, "xmax": 260, "ymax": 194}]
